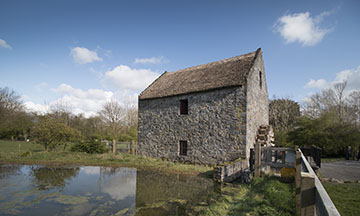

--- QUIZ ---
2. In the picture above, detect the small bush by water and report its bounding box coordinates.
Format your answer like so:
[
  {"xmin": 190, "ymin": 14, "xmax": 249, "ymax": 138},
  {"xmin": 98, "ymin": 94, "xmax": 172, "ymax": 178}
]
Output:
[{"xmin": 70, "ymin": 140, "xmax": 108, "ymax": 154}]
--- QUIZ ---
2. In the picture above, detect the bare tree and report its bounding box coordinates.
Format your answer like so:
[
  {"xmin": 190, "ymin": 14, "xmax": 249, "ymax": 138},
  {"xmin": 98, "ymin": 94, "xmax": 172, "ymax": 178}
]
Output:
[
  {"xmin": 124, "ymin": 104, "xmax": 138, "ymax": 128},
  {"xmin": 347, "ymin": 90, "xmax": 360, "ymax": 128},
  {"xmin": 302, "ymin": 81, "xmax": 348, "ymax": 121},
  {"xmin": 98, "ymin": 100, "xmax": 125, "ymax": 153},
  {"xmin": 333, "ymin": 81, "xmax": 347, "ymax": 123},
  {"xmin": 49, "ymin": 101, "xmax": 73, "ymax": 126},
  {"xmin": 0, "ymin": 87, "xmax": 24, "ymax": 118},
  {"xmin": 0, "ymin": 87, "xmax": 27, "ymax": 140}
]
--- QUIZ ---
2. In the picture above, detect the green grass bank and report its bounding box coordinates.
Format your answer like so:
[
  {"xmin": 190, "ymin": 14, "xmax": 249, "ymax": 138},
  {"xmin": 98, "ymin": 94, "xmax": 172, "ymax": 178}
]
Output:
[
  {"xmin": 0, "ymin": 140, "xmax": 211, "ymax": 175},
  {"xmin": 199, "ymin": 176, "xmax": 295, "ymax": 216},
  {"xmin": 322, "ymin": 181, "xmax": 360, "ymax": 216}
]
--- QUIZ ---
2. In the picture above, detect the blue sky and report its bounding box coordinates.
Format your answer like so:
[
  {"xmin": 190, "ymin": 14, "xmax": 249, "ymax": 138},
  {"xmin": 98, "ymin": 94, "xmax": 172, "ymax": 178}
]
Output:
[{"xmin": 1, "ymin": 0, "xmax": 359, "ymax": 116}]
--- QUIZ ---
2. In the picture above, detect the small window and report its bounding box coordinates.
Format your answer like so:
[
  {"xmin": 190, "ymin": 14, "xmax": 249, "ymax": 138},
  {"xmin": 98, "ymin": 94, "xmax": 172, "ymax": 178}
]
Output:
[
  {"xmin": 180, "ymin": 99, "xmax": 188, "ymax": 115},
  {"xmin": 259, "ymin": 71, "xmax": 262, "ymax": 89},
  {"xmin": 179, "ymin": 140, "xmax": 188, "ymax": 156}
]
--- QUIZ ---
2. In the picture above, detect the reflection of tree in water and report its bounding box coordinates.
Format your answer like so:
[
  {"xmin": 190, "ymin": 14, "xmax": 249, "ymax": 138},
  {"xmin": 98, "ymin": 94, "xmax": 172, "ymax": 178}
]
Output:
[
  {"xmin": 30, "ymin": 166, "xmax": 80, "ymax": 191},
  {"xmin": 0, "ymin": 164, "xmax": 22, "ymax": 180},
  {"xmin": 99, "ymin": 167, "xmax": 135, "ymax": 178}
]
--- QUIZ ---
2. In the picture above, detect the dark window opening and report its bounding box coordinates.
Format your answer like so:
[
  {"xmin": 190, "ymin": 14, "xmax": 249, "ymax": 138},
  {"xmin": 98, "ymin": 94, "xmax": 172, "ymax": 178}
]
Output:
[
  {"xmin": 259, "ymin": 71, "xmax": 262, "ymax": 89},
  {"xmin": 180, "ymin": 99, "xmax": 188, "ymax": 115},
  {"xmin": 179, "ymin": 140, "xmax": 188, "ymax": 156}
]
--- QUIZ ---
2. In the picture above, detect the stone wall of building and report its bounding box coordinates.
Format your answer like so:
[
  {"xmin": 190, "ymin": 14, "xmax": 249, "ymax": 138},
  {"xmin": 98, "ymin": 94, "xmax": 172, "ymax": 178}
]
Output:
[
  {"xmin": 138, "ymin": 86, "xmax": 247, "ymax": 165},
  {"xmin": 245, "ymin": 51, "xmax": 269, "ymax": 162}
]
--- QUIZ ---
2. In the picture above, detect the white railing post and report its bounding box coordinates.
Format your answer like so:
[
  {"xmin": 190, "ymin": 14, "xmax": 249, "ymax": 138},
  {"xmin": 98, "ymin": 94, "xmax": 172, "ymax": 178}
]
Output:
[{"xmin": 296, "ymin": 147, "xmax": 302, "ymax": 214}]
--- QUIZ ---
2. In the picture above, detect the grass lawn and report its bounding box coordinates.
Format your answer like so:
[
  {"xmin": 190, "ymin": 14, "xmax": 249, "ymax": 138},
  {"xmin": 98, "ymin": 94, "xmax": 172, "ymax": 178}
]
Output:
[
  {"xmin": 199, "ymin": 176, "xmax": 295, "ymax": 216},
  {"xmin": 322, "ymin": 181, "xmax": 360, "ymax": 216},
  {"xmin": 321, "ymin": 157, "xmax": 346, "ymax": 163},
  {"xmin": 0, "ymin": 140, "xmax": 43, "ymax": 153},
  {"xmin": 0, "ymin": 140, "xmax": 211, "ymax": 175}
]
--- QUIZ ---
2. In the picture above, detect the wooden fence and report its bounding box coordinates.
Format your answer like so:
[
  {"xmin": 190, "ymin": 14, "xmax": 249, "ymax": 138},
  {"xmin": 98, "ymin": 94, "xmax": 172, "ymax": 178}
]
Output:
[
  {"xmin": 254, "ymin": 146, "xmax": 340, "ymax": 216},
  {"xmin": 296, "ymin": 148, "xmax": 340, "ymax": 216},
  {"xmin": 103, "ymin": 141, "xmax": 138, "ymax": 155}
]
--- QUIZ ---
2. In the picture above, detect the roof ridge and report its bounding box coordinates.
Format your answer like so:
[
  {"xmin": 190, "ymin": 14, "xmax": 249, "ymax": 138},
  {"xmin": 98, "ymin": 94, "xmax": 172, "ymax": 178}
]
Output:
[
  {"xmin": 139, "ymin": 49, "xmax": 262, "ymax": 100},
  {"xmin": 168, "ymin": 50, "xmax": 257, "ymax": 76}
]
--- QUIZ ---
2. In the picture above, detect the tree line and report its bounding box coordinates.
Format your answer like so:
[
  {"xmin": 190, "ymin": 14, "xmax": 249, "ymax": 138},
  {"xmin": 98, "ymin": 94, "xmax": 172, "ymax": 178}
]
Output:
[
  {"xmin": 0, "ymin": 86, "xmax": 137, "ymax": 153},
  {"xmin": 270, "ymin": 81, "xmax": 360, "ymax": 157},
  {"xmin": 2, "ymin": 82, "xmax": 359, "ymax": 157}
]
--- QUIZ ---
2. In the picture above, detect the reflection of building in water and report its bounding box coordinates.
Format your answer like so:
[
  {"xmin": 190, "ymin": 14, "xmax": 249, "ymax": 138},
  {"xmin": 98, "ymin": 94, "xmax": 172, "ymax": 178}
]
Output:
[{"xmin": 135, "ymin": 170, "xmax": 217, "ymax": 215}]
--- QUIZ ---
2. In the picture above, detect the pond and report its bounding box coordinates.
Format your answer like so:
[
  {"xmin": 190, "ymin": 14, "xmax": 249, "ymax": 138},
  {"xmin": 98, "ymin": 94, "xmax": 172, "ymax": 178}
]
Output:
[{"xmin": 0, "ymin": 164, "xmax": 218, "ymax": 216}]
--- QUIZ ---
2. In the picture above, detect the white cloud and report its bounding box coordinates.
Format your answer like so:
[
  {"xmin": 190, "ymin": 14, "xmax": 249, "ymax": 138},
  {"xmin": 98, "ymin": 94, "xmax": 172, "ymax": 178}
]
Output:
[
  {"xmin": 24, "ymin": 82, "xmax": 140, "ymax": 117},
  {"xmin": 70, "ymin": 47, "xmax": 102, "ymax": 64},
  {"xmin": 25, "ymin": 84, "xmax": 114, "ymax": 117},
  {"xmin": 305, "ymin": 79, "xmax": 328, "ymax": 89},
  {"xmin": 0, "ymin": 39, "xmax": 12, "ymax": 49},
  {"xmin": 50, "ymin": 84, "xmax": 114, "ymax": 116},
  {"xmin": 104, "ymin": 65, "xmax": 159, "ymax": 91},
  {"xmin": 24, "ymin": 101, "xmax": 49, "ymax": 114},
  {"xmin": 52, "ymin": 83, "xmax": 113, "ymax": 100},
  {"xmin": 274, "ymin": 11, "xmax": 331, "ymax": 46},
  {"xmin": 334, "ymin": 66, "xmax": 360, "ymax": 91},
  {"xmin": 304, "ymin": 66, "xmax": 360, "ymax": 95},
  {"xmin": 134, "ymin": 56, "xmax": 166, "ymax": 64}
]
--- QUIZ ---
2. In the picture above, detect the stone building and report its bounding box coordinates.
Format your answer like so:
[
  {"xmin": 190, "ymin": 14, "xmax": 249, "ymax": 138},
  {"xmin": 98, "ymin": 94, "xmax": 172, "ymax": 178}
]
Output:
[{"xmin": 138, "ymin": 48, "xmax": 269, "ymax": 165}]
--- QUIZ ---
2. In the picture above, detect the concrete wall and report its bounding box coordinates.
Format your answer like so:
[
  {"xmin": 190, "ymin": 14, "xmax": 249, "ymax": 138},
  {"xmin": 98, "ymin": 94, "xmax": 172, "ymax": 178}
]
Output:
[
  {"xmin": 245, "ymin": 51, "xmax": 269, "ymax": 162},
  {"xmin": 138, "ymin": 86, "xmax": 246, "ymax": 165}
]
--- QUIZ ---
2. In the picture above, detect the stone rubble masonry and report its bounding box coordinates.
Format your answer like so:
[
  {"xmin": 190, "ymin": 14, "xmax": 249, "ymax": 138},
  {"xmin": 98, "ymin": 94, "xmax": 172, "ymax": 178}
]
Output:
[
  {"xmin": 138, "ymin": 86, "xmax": 247, "ymax": 165},
  {"xmin": 245, "ymin": 51, "xmax": 269, "ymax": 164},
  {"xmin": 138, "ymin": 51, "xmax": 269, "ymax": 165},
  {"xmin": 214, "ymin": 160, "xmax": 248, "ymax": 183}
]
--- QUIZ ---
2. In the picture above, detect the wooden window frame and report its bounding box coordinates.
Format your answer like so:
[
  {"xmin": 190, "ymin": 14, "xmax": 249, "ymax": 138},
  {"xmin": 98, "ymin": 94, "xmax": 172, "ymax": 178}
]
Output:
[
  {"xmin": 259, "ymin": 71, "xmax": 263, "ymax": 89},
  {"xmin": 179, "ymin": 140, "xmax": 188, "ymax": 156},
  {"xmin": 180, "ymin": 99, "xmax": 188, "ymax": 115}
]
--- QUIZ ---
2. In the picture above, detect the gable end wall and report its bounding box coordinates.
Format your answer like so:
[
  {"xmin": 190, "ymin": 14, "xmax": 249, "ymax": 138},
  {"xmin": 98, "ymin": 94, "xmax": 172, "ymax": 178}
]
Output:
[
  {"xmin": 245, "ymin": 51, "xmax": 269, "ymax": 162},
  {"xmin": 138, "ymin": 86, "xmax": 247, "ymax": 165}
]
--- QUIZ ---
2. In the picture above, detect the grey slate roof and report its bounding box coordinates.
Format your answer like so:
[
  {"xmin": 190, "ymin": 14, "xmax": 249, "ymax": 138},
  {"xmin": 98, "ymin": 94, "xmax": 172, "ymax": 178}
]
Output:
[{"xmin": 139, "ymin": 48, "xmax": 261, "ymax": 100}]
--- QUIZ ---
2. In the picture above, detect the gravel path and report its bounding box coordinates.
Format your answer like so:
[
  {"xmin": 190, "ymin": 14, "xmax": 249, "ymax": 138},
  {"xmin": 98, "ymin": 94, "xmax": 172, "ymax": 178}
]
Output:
[{"xmin": 319, "ymin": 160, "xmax": 360, "ymax": 182}]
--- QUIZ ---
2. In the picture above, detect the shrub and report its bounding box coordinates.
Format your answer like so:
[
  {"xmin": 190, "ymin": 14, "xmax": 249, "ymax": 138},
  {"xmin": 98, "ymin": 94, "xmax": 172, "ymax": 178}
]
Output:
[
  {"xmin": 19, "ymin": 151, "xmax": 32, "ymax": 157},
  {"xmin": 70, "ymin": 140, "xmax": 108, "ymax": 154}
]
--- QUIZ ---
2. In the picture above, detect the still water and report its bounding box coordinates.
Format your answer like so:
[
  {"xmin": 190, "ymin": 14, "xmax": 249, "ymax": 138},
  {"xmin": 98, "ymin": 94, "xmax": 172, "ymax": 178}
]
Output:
[{"xmin": 0, "ymin": 164, "xmax": 217, "ymax": 216}]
